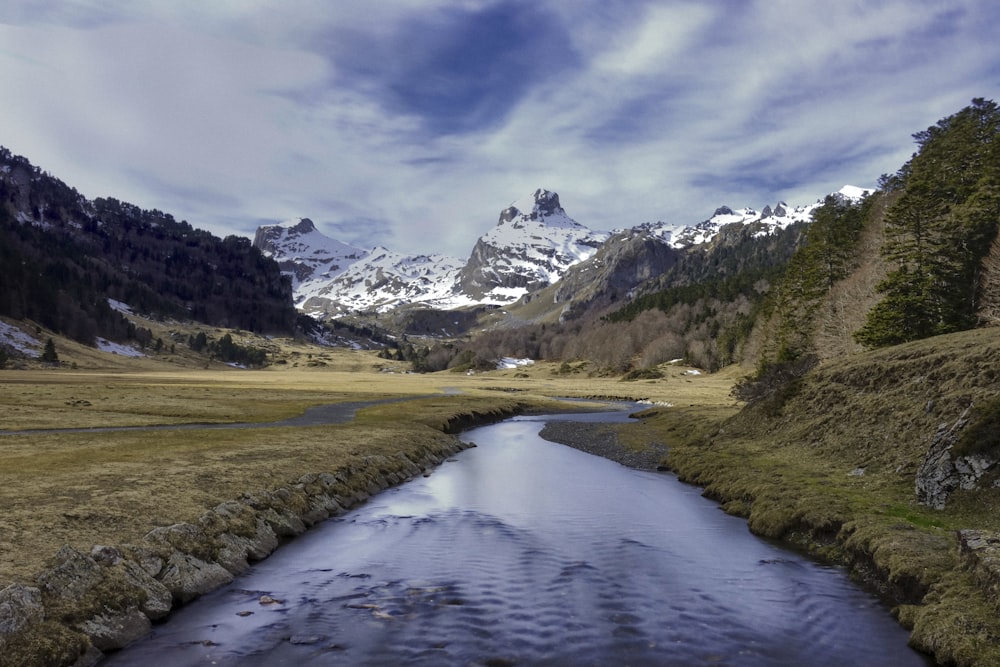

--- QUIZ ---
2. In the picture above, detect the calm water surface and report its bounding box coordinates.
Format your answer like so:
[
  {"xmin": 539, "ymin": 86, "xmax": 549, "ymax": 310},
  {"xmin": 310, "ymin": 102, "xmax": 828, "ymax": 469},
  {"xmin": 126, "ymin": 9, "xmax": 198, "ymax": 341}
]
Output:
[{"xmin": 103, "ymin": 410, "xmax": 930, "ymax": 666}]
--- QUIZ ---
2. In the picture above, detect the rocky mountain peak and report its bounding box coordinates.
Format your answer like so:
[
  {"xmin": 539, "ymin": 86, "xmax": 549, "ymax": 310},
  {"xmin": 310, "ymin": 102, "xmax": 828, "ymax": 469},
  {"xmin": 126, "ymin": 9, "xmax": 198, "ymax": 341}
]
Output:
[
  {"xmin": 288, "ymin": 217, "xmax": 316, "ymax": 233},
  {"xmin": 500, "ymin": 188, "xmax": 568, "ymax": 225}
]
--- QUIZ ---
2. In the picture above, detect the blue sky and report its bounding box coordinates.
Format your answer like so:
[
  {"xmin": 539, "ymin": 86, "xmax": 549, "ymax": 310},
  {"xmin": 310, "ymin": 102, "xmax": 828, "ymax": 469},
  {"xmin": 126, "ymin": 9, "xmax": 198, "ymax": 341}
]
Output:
[{"xmin": 0, "ymin": 1, "xmax": 997, "ymax": 257}]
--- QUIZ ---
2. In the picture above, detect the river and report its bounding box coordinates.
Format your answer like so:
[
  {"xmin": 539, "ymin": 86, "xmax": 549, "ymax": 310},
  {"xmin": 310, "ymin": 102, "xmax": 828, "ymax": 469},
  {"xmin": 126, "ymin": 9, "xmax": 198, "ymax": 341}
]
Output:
[{"xmin": 102, "ymin": 409, "xmax": 930, "ymax": 666}]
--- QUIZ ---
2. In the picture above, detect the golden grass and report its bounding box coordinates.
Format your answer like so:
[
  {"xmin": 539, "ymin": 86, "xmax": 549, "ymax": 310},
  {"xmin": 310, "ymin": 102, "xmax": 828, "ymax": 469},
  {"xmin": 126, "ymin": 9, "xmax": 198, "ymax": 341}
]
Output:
[{"xmin": 0, "ymin": 348, "xmax": 734, "ymax": 587}]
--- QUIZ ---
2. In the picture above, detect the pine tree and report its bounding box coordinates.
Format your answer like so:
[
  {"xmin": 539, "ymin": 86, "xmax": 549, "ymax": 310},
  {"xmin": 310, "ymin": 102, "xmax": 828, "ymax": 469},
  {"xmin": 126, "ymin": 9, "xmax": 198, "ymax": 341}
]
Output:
[
  {"xmin": 856, "ymin": 98, "xmax": 1000, "ymax": 347},
  {"xmin": 41, "ymin": 337, "xmax": 59, "ymax": 363}
]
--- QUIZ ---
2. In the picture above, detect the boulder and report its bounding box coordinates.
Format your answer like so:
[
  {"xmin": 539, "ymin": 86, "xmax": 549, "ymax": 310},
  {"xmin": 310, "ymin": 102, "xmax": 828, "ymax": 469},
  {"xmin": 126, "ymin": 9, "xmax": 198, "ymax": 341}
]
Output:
[
  {"xmin": 36, "ymin": 546, "xmax": 103, "ymax": 601},
  {"xmin": 157, "ymin": 553, "xmax": 234, "ymax": 604},
  {"xmin": 76, "ymin": 608, "xmax": 151, "ymax": 652},
  {"xmin": 0, "ymin": 584, "xmax": 43, "ymax": 637}
]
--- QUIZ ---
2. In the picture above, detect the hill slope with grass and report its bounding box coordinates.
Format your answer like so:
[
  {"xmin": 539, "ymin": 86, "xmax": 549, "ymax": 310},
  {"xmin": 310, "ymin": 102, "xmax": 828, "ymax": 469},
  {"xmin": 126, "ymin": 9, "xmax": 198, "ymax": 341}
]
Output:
[{"xmin": 620, "ymin": 325, "xmax": 1000, "ymax": 665}]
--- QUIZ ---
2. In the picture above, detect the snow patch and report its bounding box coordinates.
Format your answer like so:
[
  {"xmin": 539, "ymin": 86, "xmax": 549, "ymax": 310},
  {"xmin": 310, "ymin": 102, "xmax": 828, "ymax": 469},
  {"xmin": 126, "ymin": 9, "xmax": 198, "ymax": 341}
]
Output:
[
  {"xmin": 96, "ymin": 338, "xmax": 145, "ymax": 357},
  {"xmin": 107, "ymin": 298, "xmax": 135, "ymax": 315},
  {"xmin": 498, "ymin": 357, "xmax": 535, "ymax": 370},
  {"xmin": 0, "ymin": 321, "xmax": 40, "ymax": 357}
]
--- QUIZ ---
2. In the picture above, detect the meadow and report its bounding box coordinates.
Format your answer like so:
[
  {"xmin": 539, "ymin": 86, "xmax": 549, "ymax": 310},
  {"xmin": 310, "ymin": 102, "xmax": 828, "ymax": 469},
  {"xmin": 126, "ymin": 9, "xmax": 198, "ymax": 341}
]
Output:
[{"xmin": 0, "ymin": 348, "xmax": 735, "ymax": 587}]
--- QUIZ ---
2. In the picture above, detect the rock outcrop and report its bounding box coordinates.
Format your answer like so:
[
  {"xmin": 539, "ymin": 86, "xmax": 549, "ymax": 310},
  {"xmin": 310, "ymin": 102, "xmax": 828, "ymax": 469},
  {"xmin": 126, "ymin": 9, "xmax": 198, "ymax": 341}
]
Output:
[{"xmin": 915, "ymin": 406, "xmax": 998, "ymax": 509}]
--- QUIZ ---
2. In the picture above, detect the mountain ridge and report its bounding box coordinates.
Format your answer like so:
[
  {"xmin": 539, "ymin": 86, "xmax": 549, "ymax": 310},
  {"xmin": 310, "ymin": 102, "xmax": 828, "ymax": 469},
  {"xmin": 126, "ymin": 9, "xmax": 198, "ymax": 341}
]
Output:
[{"xmin": 256, "ymin": 185, "xmax": 872, "ymax": 321}]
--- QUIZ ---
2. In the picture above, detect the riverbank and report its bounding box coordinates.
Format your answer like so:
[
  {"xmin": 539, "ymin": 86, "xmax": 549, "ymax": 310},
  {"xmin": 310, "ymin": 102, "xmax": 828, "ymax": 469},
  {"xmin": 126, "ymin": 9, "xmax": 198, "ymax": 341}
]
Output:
[
  {"xmin": 0, "ymin": 398, "xmax": 530, "ymax": 667},
  {"xmin": 539, "ymin": 419, "xmax": 669, "ymax": 470},
  {"xmin": 607, "ymin": 329, "xmax": 1000, "ymax": 667}
]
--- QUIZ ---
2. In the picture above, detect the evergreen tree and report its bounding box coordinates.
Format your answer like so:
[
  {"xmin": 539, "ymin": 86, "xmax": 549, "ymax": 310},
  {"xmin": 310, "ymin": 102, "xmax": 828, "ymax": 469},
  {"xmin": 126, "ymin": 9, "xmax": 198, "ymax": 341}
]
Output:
[
  {"xmin": 767, "ymin": 194, "xmax": 870, "ymax": 361},
  {"xmin": 41, "ymin": 338, "xmax": 59, "ymax": 363},
  {"xmin": 856, "ymin": 98, "xmax": 1000, "ymax": 347}
]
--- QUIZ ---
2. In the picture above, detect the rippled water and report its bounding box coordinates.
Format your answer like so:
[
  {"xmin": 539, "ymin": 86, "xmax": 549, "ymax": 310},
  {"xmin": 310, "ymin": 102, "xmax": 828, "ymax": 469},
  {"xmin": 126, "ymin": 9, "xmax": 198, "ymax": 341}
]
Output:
[{"xmin": 103, "ymin": 411, "xmax": 930, "ymax": 666}]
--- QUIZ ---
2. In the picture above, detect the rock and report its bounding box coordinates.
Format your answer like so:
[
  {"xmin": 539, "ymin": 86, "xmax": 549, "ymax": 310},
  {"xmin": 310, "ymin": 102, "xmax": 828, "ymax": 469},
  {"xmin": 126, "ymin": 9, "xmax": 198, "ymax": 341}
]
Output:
[
  {"xmin": 37, "ymin": 546, "xmax": 103, "ymax": 600},
  {"xmin": 118, "ymin": 559, "xmax": 172, "ymax": 620},
  {"xmin": 157, "ymin": 553, "xmax": 234, "ymax": 604},
  {"xmin": 90, "ymin": 545, "xmax": 124, "ymax": 567},
  {"xmin": 71, "ymin": 645, "xmax": 104, "ymax": 667},
  {"xmin": 118, "ymin": 544, "xmax": 165, "ymax": 578},
  {"xmin": 144, "ymin": 522, "xmax": 213, "ymax": 557},
  {"xmin": 77, "ymin": 608, "xmax": 151, "ymax": 652},
  {"xmin": 0, "ymin": 584, "xmax": 43, "ymax": 636},
  {"xmin": 914, "ymin": 406, "xmax": 974, "ymax": 509}
]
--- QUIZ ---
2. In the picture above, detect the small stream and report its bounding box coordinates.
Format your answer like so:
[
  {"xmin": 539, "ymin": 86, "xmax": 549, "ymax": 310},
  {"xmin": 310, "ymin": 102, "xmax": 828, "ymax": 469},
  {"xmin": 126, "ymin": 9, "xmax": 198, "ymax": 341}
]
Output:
[{"xmin": 102, "ymin": 409, "xmax": 930, "ymax": 666}]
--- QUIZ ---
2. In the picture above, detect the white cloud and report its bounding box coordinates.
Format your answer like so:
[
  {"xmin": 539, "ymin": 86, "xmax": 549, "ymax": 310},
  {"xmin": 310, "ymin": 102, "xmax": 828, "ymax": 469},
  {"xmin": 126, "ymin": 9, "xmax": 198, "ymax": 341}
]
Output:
[{"xmin": 0, "ymin": 0, "xmax": 997, "ymax": 258}]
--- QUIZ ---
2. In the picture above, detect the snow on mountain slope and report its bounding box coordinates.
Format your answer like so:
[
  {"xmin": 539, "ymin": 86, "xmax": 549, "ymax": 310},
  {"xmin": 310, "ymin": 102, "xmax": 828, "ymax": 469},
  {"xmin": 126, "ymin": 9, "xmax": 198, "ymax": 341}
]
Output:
[
  {"xmin": 254, "ymin": 218, "xmax": 465, "ymax": 318},
  {"xmin": 255, "ymin": 186, "xmax": 873, "ymax": 320},
  {"xmin": 298, "ymin": 247, "xmax": 465, "ymax": 317},
  {"xmin": 253, "ymin": 218, "xmax": 366, "ymax": 287},
  {"xmin": 636, "ymin": 185, "xmax": 873, "ymax": 249},
  {"xmin": 456, "ymin": 189, "xmax": 610, "ymax": 302}
]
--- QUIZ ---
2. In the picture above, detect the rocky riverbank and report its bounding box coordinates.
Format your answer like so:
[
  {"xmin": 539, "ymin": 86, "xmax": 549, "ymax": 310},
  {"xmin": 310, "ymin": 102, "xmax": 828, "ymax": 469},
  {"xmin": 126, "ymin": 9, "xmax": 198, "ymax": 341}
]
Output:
[
  {"xmin": 0, "ymin": 436, "xmax": 475, "ymax": 667},
  {"xmin": 538, "ymin": 420, "xmax": 670, "ymax": 470}
]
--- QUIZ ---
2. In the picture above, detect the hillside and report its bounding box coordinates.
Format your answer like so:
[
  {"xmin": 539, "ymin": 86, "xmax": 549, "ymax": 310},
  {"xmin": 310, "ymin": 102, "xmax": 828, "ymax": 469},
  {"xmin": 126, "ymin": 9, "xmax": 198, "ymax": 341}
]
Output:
[
  {"xmin": 0, "ymin": 147, "xmax": 298, "ymax": 352},
  {"xmin": 623, "ymin": 325, "xmax": 1000, "ymax": 665}
]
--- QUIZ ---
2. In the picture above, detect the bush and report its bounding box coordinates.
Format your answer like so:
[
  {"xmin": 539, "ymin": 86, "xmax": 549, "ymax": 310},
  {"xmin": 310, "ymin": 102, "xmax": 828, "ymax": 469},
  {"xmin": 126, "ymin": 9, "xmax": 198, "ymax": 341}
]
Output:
[{"xmin": 732, "ymin": 354, "xmax": 819, "ymax": 407}]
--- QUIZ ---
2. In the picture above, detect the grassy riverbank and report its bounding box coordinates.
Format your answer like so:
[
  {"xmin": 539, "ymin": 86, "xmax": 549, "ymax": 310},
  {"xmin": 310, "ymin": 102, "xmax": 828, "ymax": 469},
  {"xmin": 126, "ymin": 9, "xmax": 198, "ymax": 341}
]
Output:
[
  {"xmin": 615, "ymin": 326, "xmax": 1000, "ymax": 667},
  {"xmin": 0, "ymin": 352, "xmax": 726, "ymax": 590}
]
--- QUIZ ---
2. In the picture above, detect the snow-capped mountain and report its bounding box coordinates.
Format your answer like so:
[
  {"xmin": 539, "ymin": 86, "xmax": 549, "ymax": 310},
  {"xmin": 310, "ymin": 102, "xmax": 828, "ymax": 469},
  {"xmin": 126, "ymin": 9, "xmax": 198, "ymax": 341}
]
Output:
[
  {"xmin": 299, "ymin": 247, "xmax": 465, "ymax": 318},
  {"xmin": 254, "ymin": 185, "xmax": 872, "ymax": 321},
  {"xmin": 634, "ymin": 185, "xmax": 872, "ymax": 249},
  {"xmin": 254, "ymin": 218, "xmax": 465, "ymax": 319},
  {"xmin": 253, "ymin": 218, "xmax": 366, "ymax": 287},
  {"xmin": 456, "ymin": 189, "xmax": 610, "ymax": 302}
]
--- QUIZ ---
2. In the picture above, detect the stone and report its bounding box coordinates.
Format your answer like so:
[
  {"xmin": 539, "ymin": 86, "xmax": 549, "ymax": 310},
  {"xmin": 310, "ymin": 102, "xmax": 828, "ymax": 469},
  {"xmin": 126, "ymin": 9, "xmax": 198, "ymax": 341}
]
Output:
[
  {"xmin": 37, "ymin": 546, "xmax": 103, "ymax": 600},
  {"xmin": 118, "ymin": 545, "xmax": 165, "ymax": 579},
  {"xmin": 157, "ymin": 553, "xmax": 234, "ymax": 604},
  {"xmin": 958, "ymin": 529, "xmax": 1000, "ymax": 612},
  {"xmin": 915, "ymin": 407, "xmax": 980, "ymax": 509},
  {"xmin": 119, "ymin": 559, "xmax": 172, "ymax": 620},
  {"xmin": 77, "ymin": 608, "xmax": 151, "ymax": 652},
  {"xmin": 215, "ymin": 532, "xmax": 257, "ymax": 575},
  {"xmin": 0, "ymin": 584, "xmax": 43, "ymax": 636},
  {"xmin": 90, "ymin": 545, "xmax": 124, "ymax": 567}
]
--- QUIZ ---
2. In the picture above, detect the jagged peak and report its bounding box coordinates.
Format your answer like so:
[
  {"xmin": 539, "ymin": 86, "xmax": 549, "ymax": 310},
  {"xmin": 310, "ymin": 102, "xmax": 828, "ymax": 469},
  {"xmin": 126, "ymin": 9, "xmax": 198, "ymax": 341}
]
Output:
[
  {"xmin": 499, "ymin": 188, "xmax": 574, "ymax": 226},
  {"xmin": 282, "ymin": 217, "xmax": 316, "ymax": 233}
]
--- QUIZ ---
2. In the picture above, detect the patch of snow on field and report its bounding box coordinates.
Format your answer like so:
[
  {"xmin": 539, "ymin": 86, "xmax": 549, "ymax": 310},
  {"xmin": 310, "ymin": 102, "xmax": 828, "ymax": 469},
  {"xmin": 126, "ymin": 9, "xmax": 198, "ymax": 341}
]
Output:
[
  {"xmin": 0, "ymin": 321, "xmax": 40, "ymax": 357},
  {"xmin": 498, "ymin": 357, "xmax": 535, "ymax": 369},
  {"xmin": 96, "ymin": 338, "xmax": 145, "ymax": 357}
]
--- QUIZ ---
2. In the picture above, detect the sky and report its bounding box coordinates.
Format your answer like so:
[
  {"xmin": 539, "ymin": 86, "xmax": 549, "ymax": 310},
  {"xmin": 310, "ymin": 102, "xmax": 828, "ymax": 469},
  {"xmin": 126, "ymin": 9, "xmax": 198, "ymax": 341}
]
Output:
[{"xmin": 0, "ymin": 1, "xmax": 998, "ymax": 258}]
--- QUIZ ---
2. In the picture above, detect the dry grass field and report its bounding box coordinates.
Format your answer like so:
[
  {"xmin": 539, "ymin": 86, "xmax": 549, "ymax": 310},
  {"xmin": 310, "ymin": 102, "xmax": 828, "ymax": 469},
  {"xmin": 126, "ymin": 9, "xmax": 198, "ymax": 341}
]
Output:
[{"xmin": 0, "ymin": 343, "xmax": 738, "ymax": 588}]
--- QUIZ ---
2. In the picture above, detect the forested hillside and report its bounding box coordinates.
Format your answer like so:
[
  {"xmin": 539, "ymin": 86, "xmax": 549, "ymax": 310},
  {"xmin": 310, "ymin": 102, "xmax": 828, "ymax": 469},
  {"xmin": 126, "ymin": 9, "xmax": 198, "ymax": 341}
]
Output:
[
  {"xmin": 748, "ymin": 98, "xmax": 1000, "ymax": 375},
  {"xmin": 0, "ymin": 147, "xmax": 297, "ymax": 347}
]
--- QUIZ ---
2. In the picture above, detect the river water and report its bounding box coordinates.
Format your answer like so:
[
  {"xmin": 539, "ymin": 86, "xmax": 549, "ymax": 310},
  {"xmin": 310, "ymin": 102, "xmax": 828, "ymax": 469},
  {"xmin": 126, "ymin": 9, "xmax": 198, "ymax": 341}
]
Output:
[{"xmin": 102, "ymin": 410, "xmax": 930, "ymax": 666}]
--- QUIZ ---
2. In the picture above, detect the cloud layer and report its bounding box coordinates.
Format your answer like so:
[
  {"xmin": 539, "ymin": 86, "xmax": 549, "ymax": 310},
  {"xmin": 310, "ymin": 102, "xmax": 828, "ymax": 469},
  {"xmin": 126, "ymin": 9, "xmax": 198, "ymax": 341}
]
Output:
[{"xmin": 1, "ymin": 1, "xmax": 997, "ymax": 257}]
